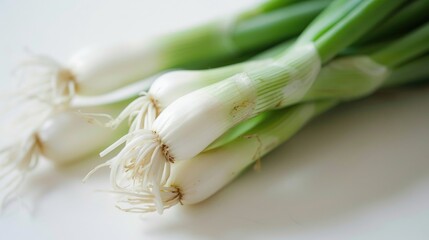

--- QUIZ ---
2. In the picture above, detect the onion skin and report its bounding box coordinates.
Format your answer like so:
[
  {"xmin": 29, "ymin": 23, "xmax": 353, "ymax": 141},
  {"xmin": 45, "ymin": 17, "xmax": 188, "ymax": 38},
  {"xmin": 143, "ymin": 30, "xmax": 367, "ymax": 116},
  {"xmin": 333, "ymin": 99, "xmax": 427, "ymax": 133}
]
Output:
[{"xmin": 67, "ymin": 43, "xmax": 161, "ymax": 96}]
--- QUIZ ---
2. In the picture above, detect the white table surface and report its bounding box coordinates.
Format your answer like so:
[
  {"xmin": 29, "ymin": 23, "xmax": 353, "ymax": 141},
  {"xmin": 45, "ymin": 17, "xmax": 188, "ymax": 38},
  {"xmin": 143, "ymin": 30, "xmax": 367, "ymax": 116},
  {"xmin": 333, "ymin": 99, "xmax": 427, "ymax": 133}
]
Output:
[{"xmin": 1, "ymin": 1, "xmax": 429, "ymax": 239}]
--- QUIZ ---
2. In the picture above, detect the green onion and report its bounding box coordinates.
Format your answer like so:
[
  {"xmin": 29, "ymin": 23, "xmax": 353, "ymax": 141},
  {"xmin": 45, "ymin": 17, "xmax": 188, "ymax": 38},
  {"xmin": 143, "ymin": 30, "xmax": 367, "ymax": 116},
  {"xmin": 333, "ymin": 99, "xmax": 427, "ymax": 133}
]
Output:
[
  {"xmin": 108, "ymin": 5, "xmax": 429, "ymax": 146},
  {"xmin": 0, "ymin": 99, "xmax": 128, "ymax": 208},
  {"xmin": 112, "ymin": 100, "xmax": 338, "ymax": 213},
  {"xmin": 113, "ymin": 48, "xmax": 429, "ymax": 212},
  {"xmin": 98, "ymin": 0, "xmax": 409, "ymax": 213},
  {"xmin": 18, "ymin": 0, "xmax": 327, "ymax": 108},
  {"xmin": 106, "ymin": 40, "xmax": 293, "ymax": 130}
]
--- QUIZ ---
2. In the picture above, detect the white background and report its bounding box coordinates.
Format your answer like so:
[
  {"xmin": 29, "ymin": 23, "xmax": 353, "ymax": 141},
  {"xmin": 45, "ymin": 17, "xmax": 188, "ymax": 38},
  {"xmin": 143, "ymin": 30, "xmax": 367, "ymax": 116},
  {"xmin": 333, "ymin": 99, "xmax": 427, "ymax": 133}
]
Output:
[{"xmin": 1, "ymin": 1, "xmax": 429, "ymax": 239}]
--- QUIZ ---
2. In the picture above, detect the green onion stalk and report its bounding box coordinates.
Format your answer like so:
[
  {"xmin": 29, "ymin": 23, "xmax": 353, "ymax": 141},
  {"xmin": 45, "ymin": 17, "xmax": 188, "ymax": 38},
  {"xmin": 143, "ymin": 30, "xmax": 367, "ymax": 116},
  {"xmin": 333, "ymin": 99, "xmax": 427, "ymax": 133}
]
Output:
[
  {"xmin": 119, "ymin": 59, "xmax": 429, "ymax": 213},
  {"xmin": 114, "ymin": 52, "xmax": 429, "ymax": 213},
  {"xmin": 0, "ymin": 98, "xmax": 131, "ymax": 209},
  {"xmin": 96, "ymin": 0, "xmax": 412, "ymax": 213},
  {"xmin": 112, "ymin": 100, "xmax": 338, "ymax": 213},
  {"xmin": 19, "ymin": 0, "xmax": 328, "ymax": 107},
  {"xmin": 106, "ymin": 40, "xmax": 295, "ymax": 130},
  {"xmin": 105, "ymin": 1, "xmax": 429, "ymax": 143},
  {"xmin": 358, "ymin": 0, "xmax": 429, "ymax": 44}
]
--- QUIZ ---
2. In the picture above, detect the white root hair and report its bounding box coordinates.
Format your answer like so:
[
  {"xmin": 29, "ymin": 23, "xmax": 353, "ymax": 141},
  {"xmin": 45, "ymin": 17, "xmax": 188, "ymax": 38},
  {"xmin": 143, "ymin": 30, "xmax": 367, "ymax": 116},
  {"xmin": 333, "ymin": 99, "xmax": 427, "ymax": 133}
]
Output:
[
  {"xmin": 106, "ymin": 92, "xmax": 159, "ymax": 130},
  {"xmin": 106, "ymin": 130, "xmax": 170, "ymax": 189},
  {"xmin": 76, "ymin": 111, "xmax": 114, "ymax": 127},
  {"xmin": 85, "ymin": 129, "xmax": 172, "ymax": 212},
  {"xmin": 0, "ymin": 77, "xmax": 57, "ymax": 209},
  {"xmin": 15, "ymin": 54, "xmax": 76, "ymax": 107},
  {"xmin": 109, "ymin": 186, "xmax": 181, "ymax": 214},
  {"xmin": 0, "ymin": 133, "xmax": 41, "ymax": 209}
]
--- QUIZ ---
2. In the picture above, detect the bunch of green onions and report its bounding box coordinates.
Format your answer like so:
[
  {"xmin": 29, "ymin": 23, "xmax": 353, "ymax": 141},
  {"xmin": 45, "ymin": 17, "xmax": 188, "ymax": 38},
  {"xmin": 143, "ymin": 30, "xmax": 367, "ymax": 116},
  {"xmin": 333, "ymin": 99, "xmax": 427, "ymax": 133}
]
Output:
[
  {"xmin": 92, "ymin": 0, "xmax": 429, "ymax": 214},
  {"xmin": 2, "ymin": 0, "xmax": 429, "ymax": 214},
  {"xmin": 0, "ymin": 0, "xmax": 329, "ymax": 207}
]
